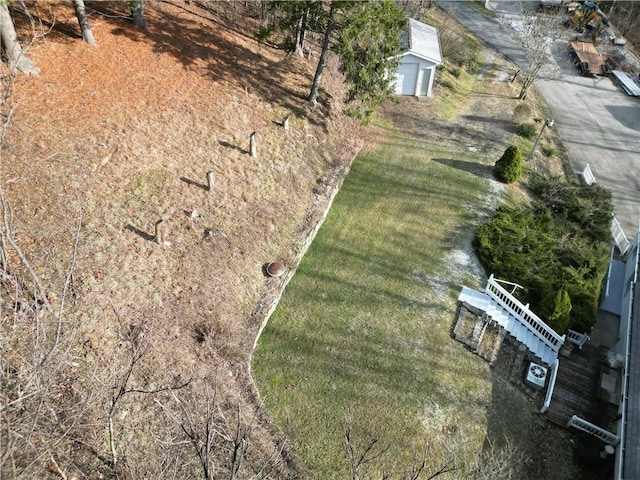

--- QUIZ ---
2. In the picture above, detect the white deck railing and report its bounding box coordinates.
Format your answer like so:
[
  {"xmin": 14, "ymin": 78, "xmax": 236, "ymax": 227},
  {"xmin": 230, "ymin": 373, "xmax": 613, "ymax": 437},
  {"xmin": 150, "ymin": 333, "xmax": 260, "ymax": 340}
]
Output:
[
  {"xmin": 567, "ymin": 329, "xmax": 590, "ymax": 349},
  {"xmin": 485, "ymin": 275, "xmax": 565, "ymax": 351},
  {"xmin": 567, "ymin": 415, "xmax": 619, "ymax": 445},
  {"xmin": 611, "ymin": 216, "xmax": 630, "ymax": 256},
  {"xmin": 540, "ymin": 358, "xmax": 560, "ymax": 414},
  {"xmin": 582, "ymin": 163, "xmax": 596, "ymax": 185}
]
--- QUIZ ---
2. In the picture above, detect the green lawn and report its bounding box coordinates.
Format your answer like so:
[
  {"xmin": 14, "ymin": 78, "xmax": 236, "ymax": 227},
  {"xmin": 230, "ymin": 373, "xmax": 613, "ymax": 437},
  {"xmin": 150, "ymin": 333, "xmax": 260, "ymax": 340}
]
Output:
[{"xmin": 253, "ymin": 121, "xmax": 504, "ymax": 477}]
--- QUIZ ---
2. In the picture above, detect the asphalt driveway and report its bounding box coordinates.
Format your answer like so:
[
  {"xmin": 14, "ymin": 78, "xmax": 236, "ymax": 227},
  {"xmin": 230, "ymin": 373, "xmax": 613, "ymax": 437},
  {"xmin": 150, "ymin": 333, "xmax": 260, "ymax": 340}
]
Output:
[{"xmin": 438, "ymin": 1, "xmax": 640, "ymax": 237}]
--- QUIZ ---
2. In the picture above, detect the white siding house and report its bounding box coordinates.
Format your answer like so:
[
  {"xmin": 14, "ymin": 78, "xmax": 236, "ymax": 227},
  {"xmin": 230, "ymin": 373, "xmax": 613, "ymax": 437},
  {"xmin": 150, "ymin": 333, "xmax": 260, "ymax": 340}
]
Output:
[
  {"xmin": 393, "ymin": 19, "xmax": 442, "ymax": 97},
  {"xmin": 611, "ymin": 232, "xmax": 640, "ymax": 480}
]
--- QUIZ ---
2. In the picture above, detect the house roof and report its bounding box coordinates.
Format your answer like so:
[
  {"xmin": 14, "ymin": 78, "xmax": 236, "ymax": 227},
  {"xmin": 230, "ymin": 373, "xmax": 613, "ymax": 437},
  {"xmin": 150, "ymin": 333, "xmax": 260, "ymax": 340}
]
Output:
[
  {"xmin": 621, "ymin": 233, "xmax": 640, "ymax": 479},
  {"xmin": 400, "ymin": 19, "xmax": 442, "ymax": 65}
]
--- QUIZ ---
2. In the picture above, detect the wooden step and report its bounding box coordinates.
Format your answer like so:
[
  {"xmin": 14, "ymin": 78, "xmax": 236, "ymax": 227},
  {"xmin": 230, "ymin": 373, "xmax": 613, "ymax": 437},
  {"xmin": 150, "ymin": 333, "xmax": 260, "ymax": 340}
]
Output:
[
  {"xmin": 523, "ymin": 329, "xmax": 534, "ymax": 348},
  {"xmin": 457, "ymin": 287, "xmax": 490, "ymax": 311},
  {"xmin": 512, "ymin": 321, "xmax": 525, "ymax": 342}
]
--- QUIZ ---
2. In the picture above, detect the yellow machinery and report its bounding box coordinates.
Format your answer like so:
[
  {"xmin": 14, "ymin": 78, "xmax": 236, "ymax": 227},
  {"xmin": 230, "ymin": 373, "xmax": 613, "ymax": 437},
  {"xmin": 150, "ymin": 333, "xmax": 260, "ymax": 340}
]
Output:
[{"xmin": 569, "ymin": 1, "xmax": 610, "ymax": 44}]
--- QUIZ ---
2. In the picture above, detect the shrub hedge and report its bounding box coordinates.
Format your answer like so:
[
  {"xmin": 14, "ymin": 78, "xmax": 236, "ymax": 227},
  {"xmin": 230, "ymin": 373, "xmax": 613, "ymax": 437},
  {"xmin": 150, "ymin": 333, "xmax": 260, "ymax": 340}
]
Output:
[
  {"xmin": 516, "ymin": 122, "xmax": 537, "ymax": 139},
  {"xmin": 473, "ymin": 175, "xmax": 613, "ymax": 333}
]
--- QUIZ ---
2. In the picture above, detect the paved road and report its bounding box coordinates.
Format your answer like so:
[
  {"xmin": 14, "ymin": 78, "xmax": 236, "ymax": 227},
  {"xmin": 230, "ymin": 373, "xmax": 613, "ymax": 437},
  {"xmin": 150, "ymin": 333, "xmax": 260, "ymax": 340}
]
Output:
[{"xmin": 438, "ymin": 1, "xmax": 640, "ymax": 237}]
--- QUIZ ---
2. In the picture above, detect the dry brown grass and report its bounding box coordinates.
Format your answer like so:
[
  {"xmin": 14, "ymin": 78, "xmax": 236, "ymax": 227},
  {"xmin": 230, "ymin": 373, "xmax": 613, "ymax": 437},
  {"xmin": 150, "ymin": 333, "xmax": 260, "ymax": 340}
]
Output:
[
  {"xmin": 2, "ymin": 1, "xmax": 361, "ymax": 476},
  {"xmin": 1, "ymin": 1, "xmax": 573, "ymax": 477}
]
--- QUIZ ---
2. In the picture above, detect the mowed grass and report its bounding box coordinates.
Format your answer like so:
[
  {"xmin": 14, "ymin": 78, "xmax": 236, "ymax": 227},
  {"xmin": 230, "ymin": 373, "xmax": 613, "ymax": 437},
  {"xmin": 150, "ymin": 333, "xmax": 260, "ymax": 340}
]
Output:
[{"xmin": 253, "ymin": 121, "xmax": 501, "ymax": 477}]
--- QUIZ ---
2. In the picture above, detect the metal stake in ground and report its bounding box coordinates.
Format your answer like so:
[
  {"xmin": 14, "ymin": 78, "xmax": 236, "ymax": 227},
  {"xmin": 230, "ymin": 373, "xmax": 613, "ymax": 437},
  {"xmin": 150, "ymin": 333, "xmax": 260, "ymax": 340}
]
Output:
[
  {"xmin": 250, "ymin": 132, "xmax": 257, "ymax": 158},
  {"xmin": 207, "ymin": 171, "xmax": 215, "ymax": 193},
  {"xmin": 155, "ymin": 219, "xmax": 167, "ymax": 245}
]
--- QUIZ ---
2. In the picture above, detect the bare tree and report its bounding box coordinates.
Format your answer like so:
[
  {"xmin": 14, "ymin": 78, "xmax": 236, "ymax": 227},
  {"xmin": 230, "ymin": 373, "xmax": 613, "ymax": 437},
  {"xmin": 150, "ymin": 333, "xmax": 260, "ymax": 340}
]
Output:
[
  {"xmin": 0, "ymin": 172, "xmax": 90, "ymax": 478},
  {"xmin": 343, "ymin": 413, "xmax": 458, "ymax": 480},
  {"xmin": 437, "ymin": 7, "xmax": 462, "ymax": 61},
  {"xmin": 503, "ymin": 12, "xmax": 565, "ymax": 100},
  {"xmin": 468, "ymin": 438, "xmax": 529, "ymax": 480},
  {"xmin": 344, "ymin": 413, "xmax": 389, "ymax": 480},
  {"xmin": 158, "ymin": 381, "xmax": 253, "ymax": 480},
  {"xmin": 397, "ymin": 0, "xmax": 430, "ymax": 19},
  {"xmin": 156, "ymin": 377, "xmax": 289, "ymax": 480},
  {"xmin": 100, "ymin": 313, "xmax": 191, "ymax": 475}
]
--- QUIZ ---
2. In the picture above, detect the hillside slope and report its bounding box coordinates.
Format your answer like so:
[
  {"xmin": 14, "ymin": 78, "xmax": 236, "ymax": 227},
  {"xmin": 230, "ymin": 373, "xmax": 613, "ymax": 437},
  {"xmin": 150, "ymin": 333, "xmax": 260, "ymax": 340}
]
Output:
[{"xmin": 1, "ymin": 1, "xmax": 360, "ymax": 477}]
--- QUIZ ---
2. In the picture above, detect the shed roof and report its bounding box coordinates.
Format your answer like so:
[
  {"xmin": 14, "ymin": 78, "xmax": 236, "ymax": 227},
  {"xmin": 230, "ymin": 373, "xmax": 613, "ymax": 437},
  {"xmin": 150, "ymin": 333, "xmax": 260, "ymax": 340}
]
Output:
[{"xmin": 400, "ymin": 19, "xmax": 442, "ymax": 65}]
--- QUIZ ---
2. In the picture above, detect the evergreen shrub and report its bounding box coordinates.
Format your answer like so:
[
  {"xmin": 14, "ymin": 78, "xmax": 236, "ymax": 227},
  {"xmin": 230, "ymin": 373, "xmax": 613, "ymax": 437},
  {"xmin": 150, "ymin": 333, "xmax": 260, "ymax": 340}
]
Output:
[
  {"xmin": 473, "ymin": 176, "xmax": 613, "ymax": 333},
  {"xmin": 494, "ymin": 145, "xmax": 522, "ymax": 183},
  {"xmin": 516, "ymin": 122, "xmax": 537, "ymax": 139}
]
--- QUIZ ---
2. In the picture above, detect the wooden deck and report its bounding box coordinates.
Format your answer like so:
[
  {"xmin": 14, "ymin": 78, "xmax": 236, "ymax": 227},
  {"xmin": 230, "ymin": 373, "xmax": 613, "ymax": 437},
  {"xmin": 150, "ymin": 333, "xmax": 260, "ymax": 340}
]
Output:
[
  {"xmin": 545, "ymin": 343, "xmax": 619, "ymax": 432},
  {"xmin": 454, "ymin": 297, "xmax": 620, "ymax": 436}
]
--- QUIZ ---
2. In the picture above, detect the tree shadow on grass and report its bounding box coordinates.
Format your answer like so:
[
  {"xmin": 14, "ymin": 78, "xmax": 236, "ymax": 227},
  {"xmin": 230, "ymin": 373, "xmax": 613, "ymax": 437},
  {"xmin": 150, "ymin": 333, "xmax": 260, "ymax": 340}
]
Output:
[
  {"xmin": 124, "ymin": 223, "xmax": 155, "ymax": 242},
  {"xmin": 433, "ymin": 158, "xmax": 494, "ymax": 179},
  {"xmin": 179, "ymin": 176, "xmax": 209, "ymax": 191},
  {"xmin": 219, "ymin": 140, "xmax": 248, "ymax": 155},
  {"xmin": 460, "ymin": 114, "xmax": 509, "ymax": 124}
]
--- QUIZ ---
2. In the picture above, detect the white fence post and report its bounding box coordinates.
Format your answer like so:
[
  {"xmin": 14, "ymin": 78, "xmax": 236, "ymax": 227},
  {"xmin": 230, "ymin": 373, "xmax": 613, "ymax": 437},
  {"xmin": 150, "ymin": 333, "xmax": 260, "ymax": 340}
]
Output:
[{"xmin": 540, "ymin": 359, "xmax": 560, "ymax": 413}]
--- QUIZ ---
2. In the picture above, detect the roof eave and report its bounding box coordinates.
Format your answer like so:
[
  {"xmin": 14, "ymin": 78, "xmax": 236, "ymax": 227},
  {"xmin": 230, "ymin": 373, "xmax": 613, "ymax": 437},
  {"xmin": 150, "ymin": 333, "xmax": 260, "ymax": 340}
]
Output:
[{"xmin": 399, "ymin": 49, "xmax": 442, "ymax": 65}]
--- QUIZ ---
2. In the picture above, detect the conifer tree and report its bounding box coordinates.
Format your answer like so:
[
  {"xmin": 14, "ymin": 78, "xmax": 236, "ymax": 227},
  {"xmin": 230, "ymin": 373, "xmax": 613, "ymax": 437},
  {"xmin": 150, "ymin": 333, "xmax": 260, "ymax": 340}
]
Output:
[
  {"xmin": 494, "ymin": 145, "xmax": 523, "ymax": 184},
  {"xmin": 309, "ymin": 0, "xmax": 405, "ymax": 120}
]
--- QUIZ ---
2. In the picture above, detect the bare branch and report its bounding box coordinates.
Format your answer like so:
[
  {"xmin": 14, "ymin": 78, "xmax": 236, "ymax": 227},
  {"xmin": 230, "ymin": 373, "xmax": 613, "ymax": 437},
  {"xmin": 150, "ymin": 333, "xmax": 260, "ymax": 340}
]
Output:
[
  {"xmin": 501, "ymin": 12, "xmax": 565, "ymax": 99},
  {"xmin": 0, "ymin": 184, "xmax": 52, "ymax": 311},
  {"xmin": 37, "ymin": 212, "xmax": 83, "ymax": 371},
  {"xmin": 425, "ymin": 459, "xmax": 458, "ymax": 480},
  {"xmin": 344, "ymin": 412, "xmax": 390, "ymax": 480},
  {"xmin": 47, "ymin": 452, "xmax": 68, "ymax": 480},
  {"xmin": 469, "ymin": 437, "xmax": 529, "ymax": 480}
]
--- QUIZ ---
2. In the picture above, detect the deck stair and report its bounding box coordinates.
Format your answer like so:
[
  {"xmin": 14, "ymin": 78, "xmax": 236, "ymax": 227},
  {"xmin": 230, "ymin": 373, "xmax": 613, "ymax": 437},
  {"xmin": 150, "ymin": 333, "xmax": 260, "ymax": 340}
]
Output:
[{"xmin": 458, "ymin": 275, "xmax": 565, "ymax": 367}]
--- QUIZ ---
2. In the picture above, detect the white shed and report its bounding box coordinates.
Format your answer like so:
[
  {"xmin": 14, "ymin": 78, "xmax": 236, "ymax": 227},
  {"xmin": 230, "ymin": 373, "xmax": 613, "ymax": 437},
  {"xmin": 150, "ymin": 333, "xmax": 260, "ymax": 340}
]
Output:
[{"xmin": 393, "ymin": 19, "xmax": 442, "ymax": 97}]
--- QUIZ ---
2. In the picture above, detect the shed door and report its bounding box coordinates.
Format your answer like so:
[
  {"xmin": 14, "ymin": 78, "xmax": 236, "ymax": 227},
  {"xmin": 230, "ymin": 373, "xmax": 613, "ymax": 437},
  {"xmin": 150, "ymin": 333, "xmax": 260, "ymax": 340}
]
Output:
[
  {"xmin": 419, "ymin": 68, "xmax": 432, "ymax": 97},
  {"xmin": 395, "ymin": 62, "xmax": 419, "ymax": 95}
]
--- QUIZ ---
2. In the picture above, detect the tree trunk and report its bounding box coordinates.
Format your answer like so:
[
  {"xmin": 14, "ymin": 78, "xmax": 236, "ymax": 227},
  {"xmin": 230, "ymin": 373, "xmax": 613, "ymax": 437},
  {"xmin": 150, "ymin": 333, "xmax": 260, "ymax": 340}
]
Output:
[
  {"xmin": 72, "ymin": 0, "xmax": 97, "ymax": 46},
  {"xmin": 308, "ymin": 2, "xmax": 336, "ymax": 106},
  {"xmin": 518, "ymin": 84, "xmax": 528, "ymax": 100},
  {"xmin": 0, "ymin": 5, "xmax": 39, "ymax": 74},
  {"xmin": 293, "ymin": 8, "xmax": 309, "ymax": 57},
  {"xmin": 293, "ymin": 14, "xmax": 304, "ymax": 56},
  {"xmin": 130, "ymin": 0, "xmax": 148, "ymax": 29}
]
